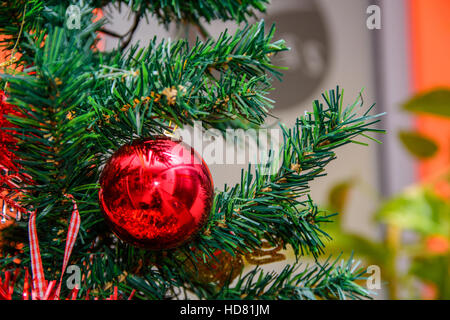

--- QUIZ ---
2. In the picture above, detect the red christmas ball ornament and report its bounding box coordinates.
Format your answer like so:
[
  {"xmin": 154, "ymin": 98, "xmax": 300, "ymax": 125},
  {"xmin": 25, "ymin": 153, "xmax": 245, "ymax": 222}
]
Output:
[{"xmin": 99, "ymin": 136, "xmax": 214, "ymax": 250}]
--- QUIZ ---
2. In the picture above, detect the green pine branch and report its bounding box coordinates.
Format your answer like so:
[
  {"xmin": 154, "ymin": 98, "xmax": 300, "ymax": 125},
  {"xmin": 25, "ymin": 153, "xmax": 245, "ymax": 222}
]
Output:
[
  {"xmin": 0, "ymin": 1, "xmax": 104, "ymax": 70},
  {"xmin": 0, "ymin": 24, "xmax": 104, "ymax": 275},
  {"xmin": 216, "ymin": 255, "xmax": 371, "ymax": 300},
  {"xmin": 191, "ymin": 88, "xmax": 384, "ymax": 259},
  {"xmin": 89, "ymin": 20, "xmax": 287, "ymax": 151},
  {"xmin": 0, "ymin": 1, "xmax": 385, "ymax": 300},
  {"xmin": 101, "ymin": 0, "xmax": 268, "ymax": 24},
  {"xmin": 85, "ymin": 87, "xmax": 384, "ymax": 300},
  {"xmin": 123, "ymin": 255, "xmax": 371, "ymax": 300},
  {"xmin": 0, "ymin": 0, "xmax": 269, "ymax": 68}
]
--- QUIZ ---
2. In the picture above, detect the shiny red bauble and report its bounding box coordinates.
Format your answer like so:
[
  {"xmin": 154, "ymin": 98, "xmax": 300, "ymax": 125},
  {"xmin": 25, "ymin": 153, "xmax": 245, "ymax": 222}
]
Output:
[{"xmin": 99, "ymin": 136, "xmax": 214, "ymax": 250}]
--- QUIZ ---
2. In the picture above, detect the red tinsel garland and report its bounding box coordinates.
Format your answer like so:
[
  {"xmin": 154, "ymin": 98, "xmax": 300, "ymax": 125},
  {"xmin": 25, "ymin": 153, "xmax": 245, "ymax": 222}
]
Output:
[
  {"xmin": 0, "ymin": 90, "xmax": 19, "ymax": 175},
  {"xmin": 0, "ymin": 89, "xmax": 29, "ymax": 218},
  {"xmin": 0, "ymin": 268, "xmax": 136, "ymax": 300}
]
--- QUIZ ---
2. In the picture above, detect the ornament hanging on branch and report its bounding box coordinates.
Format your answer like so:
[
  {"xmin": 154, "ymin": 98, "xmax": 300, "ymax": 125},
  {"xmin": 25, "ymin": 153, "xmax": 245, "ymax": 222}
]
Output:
[
  {"xmin": 99, "ymin": 136, "xmax": 214, "ymax": 250},
  {"xmin": 183, "ymin": 249, "xmax": 244, "ymax": 286}
]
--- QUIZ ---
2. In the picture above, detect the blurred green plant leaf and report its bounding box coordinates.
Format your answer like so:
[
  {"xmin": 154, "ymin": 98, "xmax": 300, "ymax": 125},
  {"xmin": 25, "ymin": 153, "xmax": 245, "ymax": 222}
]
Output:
[
  {"xmin": 402, "ymin": 88, "xmax": 450, "ymax": 118},
  {"xmin": 376, "ymin": 186, "xmax": 450, "ymax": 236},
  {"xmin": 327, "ymin": 179, "xmax": 355, "ymax": 216},
  {"xmin": 398, "ymin": 130, "xmax": 438, "ymax": 159},
  {"xmin": 323, "ymin": 179, "xmax": 390, "ymax": 269},
  {"xmin": 410, "ymin": 255, "xmax": 450, "ymax": 299},
  {"xmin": 324, "ymin": 227, "xmax": 389, "ymax": 266}
]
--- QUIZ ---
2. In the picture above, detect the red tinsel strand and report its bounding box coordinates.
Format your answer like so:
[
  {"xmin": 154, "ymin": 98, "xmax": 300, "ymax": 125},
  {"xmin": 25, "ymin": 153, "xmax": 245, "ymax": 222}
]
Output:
[
  {"xmin": 0, "ymin": 268, "xmax": 134, "ymax": 300},
  {"xmin": 0, "ymin": 269, "xmax": 20, "ymax": 300},
  {"xmin": 0, "ymin": 90, "xmax": 30, "ymax": 218},
  {"xmin": 0, "ymin": 90, "xmax": 20, "ymax": 175}
]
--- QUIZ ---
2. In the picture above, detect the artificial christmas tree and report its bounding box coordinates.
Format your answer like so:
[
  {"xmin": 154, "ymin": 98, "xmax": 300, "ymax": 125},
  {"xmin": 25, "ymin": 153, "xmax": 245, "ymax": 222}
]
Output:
[
  {"xmin": 99, "ymin": 136, "xmax": 214, "ymax": 250},
  {"xmin": 0, "ymin": 1, "xmax": 384, "ymax": 300}
]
